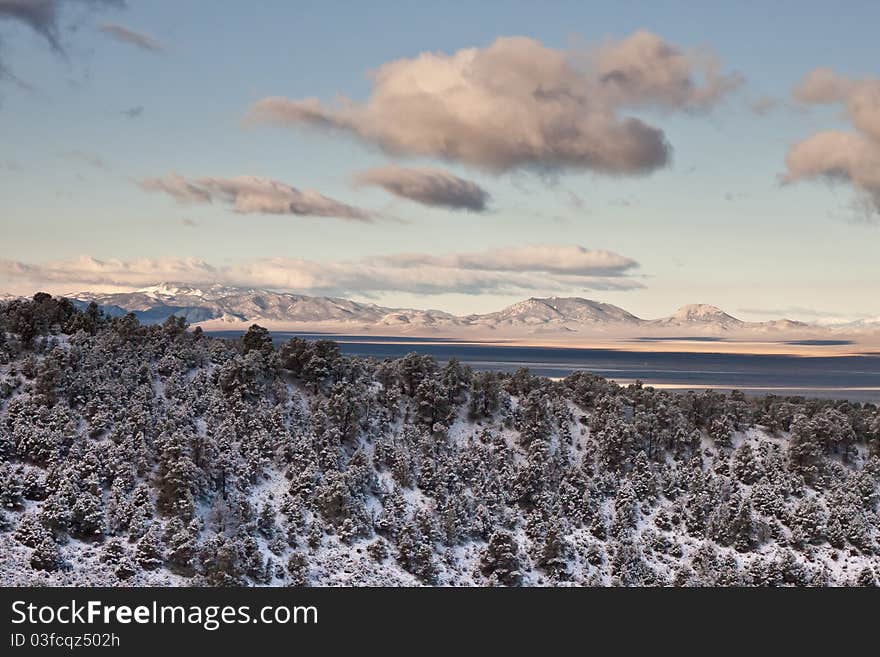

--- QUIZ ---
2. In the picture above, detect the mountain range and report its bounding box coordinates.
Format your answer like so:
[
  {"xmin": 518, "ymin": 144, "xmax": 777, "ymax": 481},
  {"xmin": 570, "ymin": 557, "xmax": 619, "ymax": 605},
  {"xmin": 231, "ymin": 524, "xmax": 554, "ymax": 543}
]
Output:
[{"xmin": 48, "ymin": 282, "xmax": 876, "ymax": 340}]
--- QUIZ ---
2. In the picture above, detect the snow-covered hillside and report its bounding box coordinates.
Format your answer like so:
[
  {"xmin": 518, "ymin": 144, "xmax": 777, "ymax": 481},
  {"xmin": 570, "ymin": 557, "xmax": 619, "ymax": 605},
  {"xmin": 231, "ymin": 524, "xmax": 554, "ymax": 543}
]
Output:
[{"xmin": 1, "ymin": 295, "xmax": 879, "ymax": 587}]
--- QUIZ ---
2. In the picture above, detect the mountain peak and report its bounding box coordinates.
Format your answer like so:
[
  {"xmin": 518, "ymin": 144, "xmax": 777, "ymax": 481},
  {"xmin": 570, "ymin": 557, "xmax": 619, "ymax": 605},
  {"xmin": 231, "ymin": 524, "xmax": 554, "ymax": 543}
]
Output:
[
  {"xmin": 137, "ymin": 282, "xmax": 207, "ymax": 298},
  {"xmin": 659, "ymin": 304, "xmax": 743, "ymax": 327},
  {"xmin": 53, "ymin": 283, "xmax": 877, "ymax": 337},
  {"xmin": 485, "ymin": 296, "xmax": 642, "ymax": 325}
]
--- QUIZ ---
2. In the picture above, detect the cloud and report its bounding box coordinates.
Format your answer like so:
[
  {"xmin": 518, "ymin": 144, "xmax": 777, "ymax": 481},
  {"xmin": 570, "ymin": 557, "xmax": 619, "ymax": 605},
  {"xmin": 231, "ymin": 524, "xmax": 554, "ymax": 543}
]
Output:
[
  {"xmin": 372, "ymin": 245, "xmax": 638, "ymax": 277},
  {"xmin": 98, "ymin": 22, "xmax": 161, "ymax": 52},
  {"xmin": 0, "ymin": 0, "xmax": 124, "ymax": 81},
  {"xmin": 783, "ymin": 68, "xmax": 880, "ymax": 218},
  {"xmin": 63, "ymin": 149, "xmax": 108, "ymax": 169},
  {"xmin": 0, "ymin": 0, "xmax": 123, "ymax": 51},
  {"xmin": 120, "ymin": 105, "xmax": 143, "ymax": 118},
  {"xmin": 749, "ymin": 96, "xmax": 778, "ymax": 116},
  {"xmin": 589, "ymin": 30, "xmax": 743, "ymax": 110},
  {"xmin": 0, "ymin": 245, "xmax": 643, "ymax": 297},
  {"xmin": 138, "ymin": 173, "xmax": 373, "ymax": 221},
  {"xmin": 792, "ymin": 67, "xmax": 853, "ymax": 104},
  {"xmin": 246, "ymin": 31, "xmax": 740, "ymax": 175},
  {"xmin": 566, "ymin": 190, "xmax": 587, "ymax": 211},
  {"xmin": 737, "ymin": 305, "xmax": 867, "ymax": 324},
  {"xmin": 354, "ymin": 165, "xmax": 490, "ymax": 211}
]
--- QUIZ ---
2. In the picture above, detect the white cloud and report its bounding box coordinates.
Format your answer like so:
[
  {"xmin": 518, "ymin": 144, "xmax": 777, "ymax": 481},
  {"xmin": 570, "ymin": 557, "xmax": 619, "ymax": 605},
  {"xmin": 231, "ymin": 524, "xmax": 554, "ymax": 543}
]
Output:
[
  {"xmin": 372, "ymin": 245, "xmax": 638, "ymax": 276},
  {"xmin": 247, "ymin": 31, "xmax": 740, "ymax": 175},
  {"xmin": 0, "ymin": 245, "xmax": 643, "ymax": 297},
  {"xmin": 784, "ymin": 68, "xmax": 880, "ymax": 218}
]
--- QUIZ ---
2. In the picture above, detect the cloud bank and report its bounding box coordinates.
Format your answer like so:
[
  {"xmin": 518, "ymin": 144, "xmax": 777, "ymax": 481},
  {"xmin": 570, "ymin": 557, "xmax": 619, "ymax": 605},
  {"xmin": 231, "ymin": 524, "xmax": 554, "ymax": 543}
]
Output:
[
  {"xmin": 247, "ymin": 31, "xmax": 740, "ymax": 175},
  {"xmin": 139, "ymin": 173, "xmax": 373, "ymax": 221},
  {"xmin": 784, "ymin": 68, "xmax": 880, "ymax": 219},
  {"xmin": 372, "ymin": 245, "xmax": 637, "ymax": 277},
  {"xmin": 354, "ymin": 165, "xmax": 490, "ymax": 211},
  {"xmin": 98, "ymin": 22, "xmax": 162, "ymax": 52},
  {"xmin": 0, "ymin": 245, "xmax": 642, "ymax": 297}
]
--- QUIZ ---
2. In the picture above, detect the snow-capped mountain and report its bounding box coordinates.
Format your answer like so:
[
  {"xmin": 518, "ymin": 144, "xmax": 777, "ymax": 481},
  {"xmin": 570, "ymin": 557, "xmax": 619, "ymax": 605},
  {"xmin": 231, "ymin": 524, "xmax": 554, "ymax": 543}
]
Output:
[
  {"xmin": 835, "ymin": 317, "xmax": 880, "ymax": 330},
  {"xmin": 5, "ymin": 283, "xmax": 871, "ymax": 339},
  {"xmin": 66, "ymin": 287, "xmax": 650, "ymax": 331},
  {"xmin": 72, "ymin": 284, "xmax": 393, "ymax": 325},
  {"xmin": 471, "ymin": 297, "xmax": 643, "ymax": 327},
  {"xmin": 650, "ymin": 304, "xmax": 744, "ymax": 330}
]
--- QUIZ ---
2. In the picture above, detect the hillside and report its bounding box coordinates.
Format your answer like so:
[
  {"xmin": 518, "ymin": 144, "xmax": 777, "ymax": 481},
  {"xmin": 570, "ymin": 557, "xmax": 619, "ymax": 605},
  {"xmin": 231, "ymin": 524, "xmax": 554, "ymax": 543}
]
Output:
[{"xmin": 0, "ymin": 295, "xmax": 879, "ymax": 586}]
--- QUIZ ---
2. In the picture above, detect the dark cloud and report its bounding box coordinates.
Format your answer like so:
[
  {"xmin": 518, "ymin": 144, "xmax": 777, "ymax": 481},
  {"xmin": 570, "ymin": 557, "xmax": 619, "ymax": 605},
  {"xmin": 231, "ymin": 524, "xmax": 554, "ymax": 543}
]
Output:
[
  {"xmin": 0, "ymin": 0, "xmax": 124, "ymax": 51},
  {"xmin": 139, "ymin": 173, "xmax": 374, "ymax": 222},
  {"xmin": 0, "ymin": 0, "xmax": 125, "ymax": 82},
  {"xmin": 98, "ymin": 22, "xmax": 161, "ymax": 52},
  {"xmin": 354, "ymin": 165, "xmax": 490, "ymax": 212},
  {"xmin": 247, "ymin": 31, "xmax": 740, "ymax": 176}
]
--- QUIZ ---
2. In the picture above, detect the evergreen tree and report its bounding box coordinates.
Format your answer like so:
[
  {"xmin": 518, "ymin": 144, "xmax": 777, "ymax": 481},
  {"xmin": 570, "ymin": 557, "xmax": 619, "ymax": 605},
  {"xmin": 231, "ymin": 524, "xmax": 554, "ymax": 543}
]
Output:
[
  {"xmin": 479, "ymin": 530, "xmax": 523, "ymax": 586},
  {"xmin": 135, "ymin": 525, "xmax": 165, "ymax": 571},
  {"xmin": 30, "ymin": 534, "xmax": 64, "ymax": 572}
]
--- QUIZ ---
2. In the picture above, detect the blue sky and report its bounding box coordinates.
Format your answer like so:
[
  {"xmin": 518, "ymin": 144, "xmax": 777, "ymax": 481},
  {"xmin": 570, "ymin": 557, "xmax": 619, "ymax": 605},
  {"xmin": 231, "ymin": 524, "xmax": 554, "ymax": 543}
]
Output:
[{"xmin": 1, "ymin": 0, "xmax": 878, "ymax": 320}]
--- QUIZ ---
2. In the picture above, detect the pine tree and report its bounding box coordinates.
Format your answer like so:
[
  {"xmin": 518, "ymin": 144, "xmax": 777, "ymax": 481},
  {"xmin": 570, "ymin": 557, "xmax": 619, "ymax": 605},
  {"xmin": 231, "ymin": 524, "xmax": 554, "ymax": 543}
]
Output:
[
  {"xmin": 630, "ymin": 451, "xmax": 658, "ymax": 503},
  {"xmin": 479, "ymin": 530, "xmax": 523, "ymax": 586},
  {"xmin": 241, "ymin": 324, "xmax": 273, "ymax": 356},
  {"xmin": 101, "ymin": 538, "xmax": 127, "ymax": 565},
  {"xmin": 30, "ymin": 534, "xmax": 64, "ymax": 572},
  {"xmin": 732, "ymin": 443, "xmax": 761, "ymax": 484},
  {"xmin": 135, "ymin": 524, "xmax": 165, "ymax": 570},
  {"xmin": 731, "ymin": 499, "xmax": 761, "ymax": 552},
  {"xmin": 0, "ymin": 462, "xmax": 24, "ymax": 509},
  {"xmin": 287, "ymin": 552, "xmax": 308, "ymax": 586},
  {"xmin": 856, "ymin": 567, "xmax": 877, "ymax": 587},
  {"xmin": 791, "ymin": 496, "xmax": 827, "ymax": 546},
  {"xmin": 165, "ymin": 519, "xmax": 200, "ymax": 574},
  {"xmin": 258, "ymin": 502, "xmax": 277, "ymax": 539},
  {"xmin": 537, "ymin": 519, "xmax": 570, "ymax": 580},
  {"xmin": 70, "ymin": 476, "xmax": 104, "ymax": 538}
]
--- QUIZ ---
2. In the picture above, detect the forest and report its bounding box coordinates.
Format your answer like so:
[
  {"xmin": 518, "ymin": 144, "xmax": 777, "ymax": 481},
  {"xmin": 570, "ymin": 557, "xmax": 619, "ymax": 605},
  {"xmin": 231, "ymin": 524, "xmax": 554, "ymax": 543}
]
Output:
[{"xmin": 1, "ymin": 293, "xmax": 879, "ymax": 586}]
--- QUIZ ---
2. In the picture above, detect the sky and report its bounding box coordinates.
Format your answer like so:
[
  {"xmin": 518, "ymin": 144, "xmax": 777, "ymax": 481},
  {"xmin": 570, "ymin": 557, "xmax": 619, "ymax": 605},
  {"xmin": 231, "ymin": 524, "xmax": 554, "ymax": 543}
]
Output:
[{"xmin": 1, "ymin": 0, "xmax": 879, "ymax": 322}]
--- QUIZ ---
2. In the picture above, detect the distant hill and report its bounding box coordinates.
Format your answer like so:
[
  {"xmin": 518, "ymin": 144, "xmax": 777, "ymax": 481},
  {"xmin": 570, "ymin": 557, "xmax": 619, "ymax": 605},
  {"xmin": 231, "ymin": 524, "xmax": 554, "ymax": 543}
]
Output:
[{"xmin": 1, "ymin": 283, "xmax": 873, "ymax": 340}]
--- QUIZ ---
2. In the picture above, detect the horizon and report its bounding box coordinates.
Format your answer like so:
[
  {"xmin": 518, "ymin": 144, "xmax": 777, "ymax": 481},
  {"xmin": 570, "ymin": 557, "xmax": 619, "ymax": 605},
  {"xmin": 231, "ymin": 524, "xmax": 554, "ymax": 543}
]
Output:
[
  {"xmin": 2, "ymin": 1, "xmax": 880, "ymax": 325},
  {"xmin": 0, "ymin": 281, "xmax": 862, "ymax": 325},
  {"xmin": 7, "ymin": 280, "xmax": 877, "ymax": 333}
]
